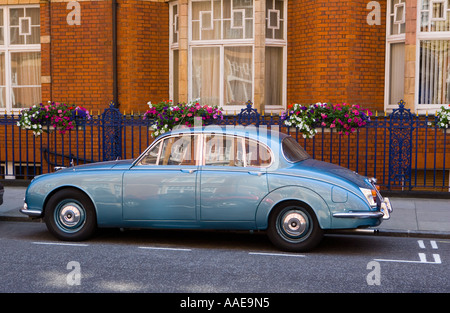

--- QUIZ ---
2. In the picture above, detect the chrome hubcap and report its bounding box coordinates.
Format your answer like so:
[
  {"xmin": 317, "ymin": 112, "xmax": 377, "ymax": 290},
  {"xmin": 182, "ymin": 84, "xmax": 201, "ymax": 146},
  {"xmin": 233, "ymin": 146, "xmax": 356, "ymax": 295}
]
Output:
[
  {"xmin": 282, "ymin": 211, "xmax": 308, "ymax": 237},
  {"xmin": 59, "ymin": 205, "xmax": 82, "ymax": 228},
  {"xmin": 55, "ymin": 201, "xmax": 86, "ymax": 233}
]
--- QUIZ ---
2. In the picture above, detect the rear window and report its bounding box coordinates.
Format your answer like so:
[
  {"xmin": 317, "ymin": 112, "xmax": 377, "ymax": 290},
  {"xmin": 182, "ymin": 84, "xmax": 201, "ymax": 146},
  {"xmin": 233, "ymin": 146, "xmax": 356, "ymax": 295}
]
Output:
[{"xmin": 282, "ymin": 137, "xmax": 310, "ymax": 163}]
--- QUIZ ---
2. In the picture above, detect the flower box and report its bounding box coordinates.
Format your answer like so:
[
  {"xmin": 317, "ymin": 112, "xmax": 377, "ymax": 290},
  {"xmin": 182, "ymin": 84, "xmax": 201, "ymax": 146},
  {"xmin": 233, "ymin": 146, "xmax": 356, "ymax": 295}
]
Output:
[
  {"xmin": 144, "ymin": 100, "xmax": 223, "ymax": 137},
  {"xmin": 17, "ymin": 102, "xmax": 91, "ymax": 136},
  {"xmin": 282, "ymin": 102, "xmax": 372, "ymax": 139}
]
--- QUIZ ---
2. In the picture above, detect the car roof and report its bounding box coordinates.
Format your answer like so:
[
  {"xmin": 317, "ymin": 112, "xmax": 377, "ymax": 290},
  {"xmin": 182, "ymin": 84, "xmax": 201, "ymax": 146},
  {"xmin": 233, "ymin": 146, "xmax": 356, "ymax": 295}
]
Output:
[{"xmin": 164, "ymin": 126, "xmax": 290, "ymax": 143}]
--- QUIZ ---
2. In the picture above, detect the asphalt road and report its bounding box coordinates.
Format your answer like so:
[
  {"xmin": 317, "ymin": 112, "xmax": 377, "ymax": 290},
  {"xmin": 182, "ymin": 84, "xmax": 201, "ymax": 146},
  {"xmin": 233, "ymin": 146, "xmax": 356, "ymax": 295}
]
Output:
[{"xmin": 0, "ymin": 221, "xmax": 449, "ymax": 297}]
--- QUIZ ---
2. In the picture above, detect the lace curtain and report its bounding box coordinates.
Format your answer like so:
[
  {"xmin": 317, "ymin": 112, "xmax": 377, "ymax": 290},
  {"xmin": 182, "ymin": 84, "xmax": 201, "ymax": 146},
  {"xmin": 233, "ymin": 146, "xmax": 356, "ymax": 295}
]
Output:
[{"xmin": 419, "ymin": 40, "xmax": 450, "ymax": 105}]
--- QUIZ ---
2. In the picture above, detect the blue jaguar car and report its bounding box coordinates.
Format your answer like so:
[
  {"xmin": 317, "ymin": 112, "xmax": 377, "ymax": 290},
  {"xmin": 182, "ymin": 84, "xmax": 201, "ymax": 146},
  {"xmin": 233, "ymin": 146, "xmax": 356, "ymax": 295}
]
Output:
[{"xmin": 21, "ymin": 126, "xmax": 392, "ymax": 251}]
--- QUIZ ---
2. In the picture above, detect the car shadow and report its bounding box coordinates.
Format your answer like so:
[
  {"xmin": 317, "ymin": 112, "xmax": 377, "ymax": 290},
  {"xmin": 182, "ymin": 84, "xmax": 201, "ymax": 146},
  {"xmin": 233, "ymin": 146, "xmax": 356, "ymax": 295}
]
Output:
[{"xmin": 92, "ymin": 228, "xmax": 386, "ymax": 255}]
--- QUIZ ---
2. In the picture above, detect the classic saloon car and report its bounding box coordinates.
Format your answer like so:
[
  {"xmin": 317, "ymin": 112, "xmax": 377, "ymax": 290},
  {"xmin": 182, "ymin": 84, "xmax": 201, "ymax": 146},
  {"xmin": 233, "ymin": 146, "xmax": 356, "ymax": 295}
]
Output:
[{"xmin": 21, "ymin": 127, "xmax": 392, "ymax": 252}]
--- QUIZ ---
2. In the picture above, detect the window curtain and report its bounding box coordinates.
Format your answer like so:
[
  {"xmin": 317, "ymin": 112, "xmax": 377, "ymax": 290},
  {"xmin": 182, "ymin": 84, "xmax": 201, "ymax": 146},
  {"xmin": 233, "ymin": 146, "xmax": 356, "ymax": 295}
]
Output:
[
  {"xmin": 11, "ymin": 52, "xmax": 41, "ymax": 108},
  {"xmin": 0, "ymin": 52, "xmax": 5, "ymax": 108},
  {"xmin": 192, "ymin": 47, "xmax": 221, "ymax": 106},
  {"xmin": 419, "ymin": 40, "xmax": 450, "ymax": 105},
  {"xmin": 389, "ymin": 42, "xmax": 405, "ymax": 105},
  {"xmin": 265, "ymin": 47, "xmax": 283, "ymax": 106},
  {"xmin": 224, "ymin": 46, "xmax": 252, "ymax": 106}
]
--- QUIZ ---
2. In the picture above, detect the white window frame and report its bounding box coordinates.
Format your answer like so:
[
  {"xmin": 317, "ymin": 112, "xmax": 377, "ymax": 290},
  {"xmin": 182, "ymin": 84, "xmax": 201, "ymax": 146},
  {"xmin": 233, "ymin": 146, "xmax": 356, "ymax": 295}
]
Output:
[
  {"xmin": 416, "ymin": 0, "xmax": 450, "ymax": 114},
  {"xmin": 188, "ymin": 0, "xmax": 255, "ymax": 112},
  {"xmin": 394, "ymin": 2, "xmax": 406, "ymax": 25},
  {"xmin": 265, "ymin": 0, "xmax": 287, "ymax": 112},
  {"xmin": 385, "ymin": 0, "xmax": 406, "ymax": 112},
  {"xmin": 170, "ymin": 0, "xmax": 287, "ymax": 112},
  {"xmin": 188, "ymin": 44, "xmax": 254, "ymax": 112},
  {"xmin": 0, "ymin": 5, "xmax": 41, "ymax": 114},
  {"xmin": 430, "ymin": 0, "xmax": 447, "ymax": 21},
  {"xmin": 169, "ymin": 1, "xmax": 179, "ymax": 104}
]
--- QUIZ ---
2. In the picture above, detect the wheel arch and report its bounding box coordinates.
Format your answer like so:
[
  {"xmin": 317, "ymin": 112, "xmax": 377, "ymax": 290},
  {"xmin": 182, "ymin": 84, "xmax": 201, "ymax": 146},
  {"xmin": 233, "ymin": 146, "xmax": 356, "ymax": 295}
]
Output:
[
  {"xmin": 255, "ymin": 186, "xmax": 332, "ymax": 230},
  {"xmin": 43, "ymin": 185, "xmax": 97, "ymax": 220}
]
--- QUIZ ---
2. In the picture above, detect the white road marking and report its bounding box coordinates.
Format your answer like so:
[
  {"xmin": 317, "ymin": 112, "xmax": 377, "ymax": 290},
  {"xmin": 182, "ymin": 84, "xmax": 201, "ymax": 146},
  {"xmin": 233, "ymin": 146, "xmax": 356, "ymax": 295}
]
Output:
[
  {"xmin": 418, "ymin": 240, "xmax": 438, "ymax": 249},
  {"xmin": 33, "ymin": 241, "xmax": 89, "ymax": 247},
  {"xmin": 418, "ymin": 240, "xmax": 426, "ymax": 249},
  {"xmin": 431, "ymin": 240, "xmax": 438, "ymax": 249},
  {"xmin": 138, "ymin": 246, "xmax": 191, "ymax": 252},
  {"xmin": 374, "ymin": 254, "xmax": 441, "ymax": 264},
  {"xmin": 375, "ymin": 240, "xmax": 442, "ymax": 264},
  {"xmin": 249, "ymin": 252, "xmax": 306, "ymax": 258}
]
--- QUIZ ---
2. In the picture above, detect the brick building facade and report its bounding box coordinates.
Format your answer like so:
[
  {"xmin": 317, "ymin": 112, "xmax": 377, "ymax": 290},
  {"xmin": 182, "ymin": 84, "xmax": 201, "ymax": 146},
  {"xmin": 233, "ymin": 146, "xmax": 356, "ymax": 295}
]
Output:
[
  {"xmin": 0, "ymin": 0, "xmax": 448, "ymax": 115},
  {"xmin": 1, "ymin": 0, "xmax": 449, "ymax": 188},
  {"xmin": 0, "ymin": 0, "xmax": 390, "ymax": 116},
  {"xmin": 0, "ymin": 0, "xmax": 446, "ymax": 115}
]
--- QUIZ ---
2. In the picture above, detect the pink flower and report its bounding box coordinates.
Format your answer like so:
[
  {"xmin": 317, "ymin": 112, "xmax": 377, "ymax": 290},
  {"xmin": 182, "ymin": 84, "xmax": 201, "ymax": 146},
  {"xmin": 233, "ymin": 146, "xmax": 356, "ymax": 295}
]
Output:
[{"xmin": 330, "ymin": 123, "xmax": 336, "ymax": 128}]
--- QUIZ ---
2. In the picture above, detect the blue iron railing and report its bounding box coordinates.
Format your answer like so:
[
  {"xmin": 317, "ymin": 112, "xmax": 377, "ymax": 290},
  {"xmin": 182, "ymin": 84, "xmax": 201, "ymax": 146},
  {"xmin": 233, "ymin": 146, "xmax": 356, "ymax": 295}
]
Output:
[{"xmin": 1, "ymin": 101, "xmax": 449, "ymax": 192}]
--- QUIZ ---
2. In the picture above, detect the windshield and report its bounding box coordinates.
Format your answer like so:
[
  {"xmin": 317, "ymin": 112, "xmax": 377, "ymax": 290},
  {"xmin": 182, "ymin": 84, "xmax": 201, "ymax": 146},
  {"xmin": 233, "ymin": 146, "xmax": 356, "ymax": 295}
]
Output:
[{"xmin": 282, "ymin": 137, "xmax": 311, "ymax": 163}]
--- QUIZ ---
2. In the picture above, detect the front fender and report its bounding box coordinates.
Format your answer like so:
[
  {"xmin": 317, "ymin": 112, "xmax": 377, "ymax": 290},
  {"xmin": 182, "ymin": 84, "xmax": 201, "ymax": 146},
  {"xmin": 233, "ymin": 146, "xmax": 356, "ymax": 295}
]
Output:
[
  {"xmin": 255, "ymin": 186, "xmax": 331, "ymax": 230},
  {"xmin": 24, "ymin": 171, "xmax": 124, "ymax": 226}
]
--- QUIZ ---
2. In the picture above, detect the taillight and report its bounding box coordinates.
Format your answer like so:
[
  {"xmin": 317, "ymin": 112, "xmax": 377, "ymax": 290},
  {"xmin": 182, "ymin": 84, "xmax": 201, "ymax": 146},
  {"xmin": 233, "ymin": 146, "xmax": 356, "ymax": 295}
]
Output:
[{"xmin": 371, "ymin": 189, "xmax": 377, "ymax": 203}]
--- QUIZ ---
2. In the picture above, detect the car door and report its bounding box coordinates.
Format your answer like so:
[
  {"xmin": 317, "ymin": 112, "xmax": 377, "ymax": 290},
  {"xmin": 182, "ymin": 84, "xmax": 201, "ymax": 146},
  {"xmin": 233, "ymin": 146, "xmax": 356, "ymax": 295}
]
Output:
[
  {"xmin": 123, "ymin": 134, "xmax": 199, "ymax": 221},
  {"xmin": 199, "ymin": 134, "xmax": 271, "ymax": 222}
]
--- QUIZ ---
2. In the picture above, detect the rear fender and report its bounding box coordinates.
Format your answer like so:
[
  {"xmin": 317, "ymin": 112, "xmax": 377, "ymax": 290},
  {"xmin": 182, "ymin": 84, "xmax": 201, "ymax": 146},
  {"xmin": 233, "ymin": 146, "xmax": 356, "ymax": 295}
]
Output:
[{"xmin": 255, "ymin": 186, "xmax": 331, "ymax": 230}]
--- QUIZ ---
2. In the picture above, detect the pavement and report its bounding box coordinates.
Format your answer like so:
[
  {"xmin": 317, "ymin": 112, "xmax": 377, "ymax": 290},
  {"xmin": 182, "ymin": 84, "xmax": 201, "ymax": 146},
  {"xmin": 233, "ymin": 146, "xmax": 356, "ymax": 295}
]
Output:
[{"xmin": 1, "ymin": 185, "xmax": 450, "ymax": 239}]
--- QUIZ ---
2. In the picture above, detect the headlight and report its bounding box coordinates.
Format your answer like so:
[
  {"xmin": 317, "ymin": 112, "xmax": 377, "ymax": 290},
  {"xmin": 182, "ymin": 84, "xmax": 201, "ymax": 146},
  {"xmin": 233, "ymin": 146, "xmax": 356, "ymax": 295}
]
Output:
[{"xmin": 360, "ymin": 188, "xmax": 377, "ymax": 207}]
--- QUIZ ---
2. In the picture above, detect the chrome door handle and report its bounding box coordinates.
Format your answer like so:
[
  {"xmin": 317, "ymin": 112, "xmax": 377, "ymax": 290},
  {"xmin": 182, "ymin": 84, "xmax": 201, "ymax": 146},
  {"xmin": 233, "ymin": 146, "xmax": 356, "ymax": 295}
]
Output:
[
  {"xmin": 180, "ymin": 169, "xmax": 197, "ymax": 174},
  {"xmin": 248, "ymin": 171, "xmax": 265, "ymax": 177}
]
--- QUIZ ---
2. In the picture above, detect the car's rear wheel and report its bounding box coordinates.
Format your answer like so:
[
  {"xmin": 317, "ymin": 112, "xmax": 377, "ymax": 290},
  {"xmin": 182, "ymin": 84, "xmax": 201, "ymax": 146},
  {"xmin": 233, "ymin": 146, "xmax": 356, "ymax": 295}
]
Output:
[
  {"xmin": 44, "ymin": 189, "xmax": 97, "ymax": 241},
  {"xmin": 267, "ymin": 201, "xmax": 323, "ymax": 252}
]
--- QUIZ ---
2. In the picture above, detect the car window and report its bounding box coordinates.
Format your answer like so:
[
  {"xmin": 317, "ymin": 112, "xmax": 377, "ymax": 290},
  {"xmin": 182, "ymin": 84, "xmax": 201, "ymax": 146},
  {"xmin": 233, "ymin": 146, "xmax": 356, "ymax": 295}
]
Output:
[
  {"xmin": 204, "ymin": 134, "xmax": 272, "ymax": 168},
  {"xmin": 160, "ymin": 135, "xmax": 198, "ymax": 166},
  {"xmin": 139, "ymin": 141, "xmax": 161, "ymax": 165},
  {"xmin": 139, "ymin": 135, "xmax": 198, "ymax": 166},
  {"xmin": 244, "ymin": 137, "xmax": 272, "ymax": 167},
  {"xmin": 282, "ymin": 136, "xmax": 310, "ymax": 163},
  {"xmin": 204, "ymin": 134, "xmax": 244, "ymax": 167}
]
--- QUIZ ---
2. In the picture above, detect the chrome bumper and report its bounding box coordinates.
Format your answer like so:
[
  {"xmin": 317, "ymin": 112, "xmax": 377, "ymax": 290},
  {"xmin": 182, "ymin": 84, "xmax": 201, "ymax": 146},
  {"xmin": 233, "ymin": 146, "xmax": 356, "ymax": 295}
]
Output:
[
  {"xmin": 333, "ymin": 197, "xmax": 393, "ymax": 220},
  {"xmin": 20, "ymin": 203, "xmax": 42, "ymax": 218}
]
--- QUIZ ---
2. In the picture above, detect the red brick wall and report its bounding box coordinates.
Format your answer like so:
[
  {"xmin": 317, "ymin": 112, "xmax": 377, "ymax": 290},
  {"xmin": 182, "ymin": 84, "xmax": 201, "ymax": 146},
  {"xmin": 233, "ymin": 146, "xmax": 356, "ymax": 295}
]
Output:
[
  {"xmin": 43, "ymin": 1, "xmax": 114, "ymax": 111},
  {"xmin": 287, "ymin": 0, "xmax": 386, "ymax": 113},
  {"xmin": 40, "ymin": 0, "xmax": 169, "ymax": 114},
  {"xmin": 116, "ymin": 0, "xmax": 169, "ymax": 113}
]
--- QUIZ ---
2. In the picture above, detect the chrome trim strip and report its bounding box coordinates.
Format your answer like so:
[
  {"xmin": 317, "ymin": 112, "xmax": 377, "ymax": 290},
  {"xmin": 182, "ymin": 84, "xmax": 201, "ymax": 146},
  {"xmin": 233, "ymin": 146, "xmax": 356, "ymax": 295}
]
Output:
[{"xmin": 332, "ymin": 211, "xmax": 384, "ymax": 219}]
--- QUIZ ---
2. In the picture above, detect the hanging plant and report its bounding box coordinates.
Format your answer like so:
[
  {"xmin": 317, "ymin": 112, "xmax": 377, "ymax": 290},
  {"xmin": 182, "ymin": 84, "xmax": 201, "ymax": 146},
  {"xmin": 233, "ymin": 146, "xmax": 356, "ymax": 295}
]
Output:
[
  {"xmin": 17, "ymin": 102, "xmax": 91, "ymax": 136},
  {"xmin": 143, "ymin": 100, "xmax": 224, "ymax": 137},
  {"xmin": 281, "ymin": 102, "xmax": 373, "ymax": 138}
]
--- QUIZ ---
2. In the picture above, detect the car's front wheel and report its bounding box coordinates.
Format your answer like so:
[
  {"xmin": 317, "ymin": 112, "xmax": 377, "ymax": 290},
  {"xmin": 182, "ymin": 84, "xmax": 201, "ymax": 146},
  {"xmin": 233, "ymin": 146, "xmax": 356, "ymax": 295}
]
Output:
[
  {"xmin": 267, "ymin": 201, "xmax": 323, "ymax": 252},
  {"xmin": 44, "ymin": 189, "xmax": 97, "ymax": 241}
]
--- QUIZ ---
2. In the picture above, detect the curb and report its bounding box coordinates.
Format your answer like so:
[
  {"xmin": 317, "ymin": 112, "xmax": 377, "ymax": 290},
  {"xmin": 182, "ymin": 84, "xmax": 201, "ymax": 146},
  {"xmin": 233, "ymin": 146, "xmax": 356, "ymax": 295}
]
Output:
[
  {"xmin": 0, "ymin": 216, "xmax": 42, "ymax": 223},
  {"xmin": 2, "ymin": 215, "xmax": 450, "ymax": 240}
]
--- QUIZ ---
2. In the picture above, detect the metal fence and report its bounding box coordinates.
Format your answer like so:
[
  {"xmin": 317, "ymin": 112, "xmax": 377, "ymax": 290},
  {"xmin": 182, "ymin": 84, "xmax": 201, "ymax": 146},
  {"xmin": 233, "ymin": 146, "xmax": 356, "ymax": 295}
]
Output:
[{"xmin": 1, "ymin": 102, "xmax": 449, "ymax": 192}]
